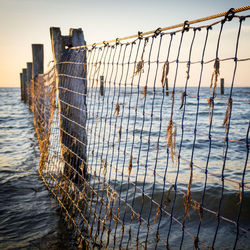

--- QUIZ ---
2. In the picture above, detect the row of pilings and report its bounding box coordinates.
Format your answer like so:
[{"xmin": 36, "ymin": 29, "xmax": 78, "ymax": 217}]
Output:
[{"xmin": 20, "ymin": 44, "xmax": 44, "ymax": 105}]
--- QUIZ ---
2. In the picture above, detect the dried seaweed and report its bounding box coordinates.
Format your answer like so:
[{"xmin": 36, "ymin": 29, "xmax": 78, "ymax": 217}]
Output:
[
  {"xmin": 223, "ymin": 98, "xmax": 232, "ymax": 133},
  {"xmin": 191, "ymin": 200, "xmax": 203, "ymax": 221},
  {"xmin": 152, "ymin": 205, "xmax": 161, "ymax": 224},
  {"xmin": 210, "ymin": 58, "xmax": 220, "ymax": 94},
  {"xmin": 118, "ymin": 126, "xmax": 122, "ymax": 142},
  {"xmin": 184, "ymin": 164, "xmax": 193, "ymax": 219},
  {"xmin": 134, "ymin": 60, "xmax": 144, "ymax": 76},
  {"xmin": 207, "ymin": 97, "xmax": 213, "ymax": 121},
  {"xmin": 166, "ymin": 120, "xmax": 177, "ymax": 164},
  {"xmin": 114, "ymin": 103, "xmax": 120, "ymax": 116},
  {"xmin": 133, "ymin": 38, "xmax": 148, "ymax": 77},
  {"xmin": 101, "ymin": 158, "xmax": 107, "ymax": 175},
  {"xmin": 166, "ymin": 120, "xmax": 173, "ymax": 149},
  {"xmin": 179, "ymin": 91, "xmax": 186, "ymax": 110}
]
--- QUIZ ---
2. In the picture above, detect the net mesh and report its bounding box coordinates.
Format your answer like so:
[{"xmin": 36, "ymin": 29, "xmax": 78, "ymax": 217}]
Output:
[{"xmin": 24, "ymin": 11, "xmax": 250, "ymax": 249}]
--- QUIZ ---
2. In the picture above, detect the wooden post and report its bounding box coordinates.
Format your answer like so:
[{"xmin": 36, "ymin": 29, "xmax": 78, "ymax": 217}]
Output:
[
  {"xmin": 27, "ymin": 62, "xmax": 32, "ymax": 81},
  {"xmin": 50, "ymin": 27, "xmax": 87, "ymax": 181},
  {"xmin": 220, "ymin": 78, "xmax": 224, "ymax": 95},
  {"xmin": 22, "ymin": 68, "xmax": 27, "ymax": 103},
  {"xmin": 165, "ymin": 77, "xmax": 169, "ymax": 96},
  {"xmin": 31, "ymin": 44, "xmax": 44, "ymax": 123},
  {"xmin": 20, "ymin": 73, "xmax": 24, "ymax": 101},
  {"xmin": 100, "ymin": 75, "xmax": 104, "ymax": 96},
  {"xmin": 32, "ymin": 44, "xmax": 44, "ymax": 79},
  {"xmin": 26, "ymin": 62, "xmax": 32, "ymax": 106}
]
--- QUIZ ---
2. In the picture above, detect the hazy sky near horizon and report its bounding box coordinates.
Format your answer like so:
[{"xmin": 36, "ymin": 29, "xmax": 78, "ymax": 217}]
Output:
[{"xmin": 0, "ymin": 0, "xmax": 250, "ymax": 87}]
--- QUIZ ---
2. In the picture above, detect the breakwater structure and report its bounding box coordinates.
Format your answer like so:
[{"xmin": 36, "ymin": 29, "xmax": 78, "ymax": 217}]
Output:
[{"xmin": 20, "ymin": 6, "xmax": 250, "ymax": 249}]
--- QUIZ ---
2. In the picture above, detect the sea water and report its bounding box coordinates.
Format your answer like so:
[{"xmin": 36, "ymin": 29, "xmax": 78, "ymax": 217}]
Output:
[
  {"xmin": 86, "ymin": 86, "xmax": 250, "ymax": 249},
  {"xmin": 0, "ymin": 88, "xmax": 75, "ymax": 249},
  {"xmin": 0, "ymin": 87, "xmax": 250, "ymax": 249}
]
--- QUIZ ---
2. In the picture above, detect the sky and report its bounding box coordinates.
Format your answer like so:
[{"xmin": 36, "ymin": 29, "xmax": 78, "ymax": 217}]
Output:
[{"xmin": 0, "ymin": 0, "xmax": 250, "ymax": 87}]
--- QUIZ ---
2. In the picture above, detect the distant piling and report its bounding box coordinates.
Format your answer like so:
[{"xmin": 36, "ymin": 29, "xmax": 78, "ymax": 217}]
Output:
[
  {"xmin": 22, "ymin": 69, "xmax": 27, "ymax": 103},
  {"xmin": 27, "ymin": 62, "xmax": 32, "ymax": 81},
  {"xmin": 20, "ymin": 73, "xmax": 24, "ymax": 101},
  {"xmin": 26, "ymin": 62, "xmax": 33, "ymax": 106},
  {"xmin": 32, "ymin": 44, "xmax": 44, "ymax": 78},
  {"xmin": 220, "ymin": 78, "xmax": 224, "ymax": 95},
  {"xmin": 165, "ymin": 77, "xmax": 169, "ymax": 96},
  {"xmin": 100, "ymin": 76, "xmax": 104, "ymax": 96}
]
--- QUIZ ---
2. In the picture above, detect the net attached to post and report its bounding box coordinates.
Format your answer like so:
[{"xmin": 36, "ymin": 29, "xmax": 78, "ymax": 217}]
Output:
[
  {"xmin": 29, "ymin": 7, "xmax": 250, "ymax": 249},
  {"xmin": 32, "ymin": 68, "xmax": 56, "ymax": 171}
]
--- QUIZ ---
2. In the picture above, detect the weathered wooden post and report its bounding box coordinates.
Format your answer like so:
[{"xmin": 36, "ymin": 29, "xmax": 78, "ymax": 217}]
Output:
[
  {"xmin": 220, "ymin": 78, "xmax": 224, "ymax": 95},
  {"xmin": 20, "ymin": 72, "xmax": 24, "ymax": 101},
  {"xmin": 31, "ymin": 44, "xmax": 44, "ymax": 144},
  {"xmin": 31, "ymin": 44, "xmax": 44, "ymax": 114},
  {"xmin": 100, "ymin": 75, "xmax": 104, "ymax": 96},
  {"xmin": 22, "ymin": 69, "xmax": 27, "ymax": 103},
  {"xmin": 50, "ymin": 27, "xmax": 87, "ymax": 182},
  {"xmin": 32, "ymin": 44, "xmax": 44, "ymax": 78},
  {"xmin": 26, "ymin": 62, "xmax": 32, "ymax": 106}
]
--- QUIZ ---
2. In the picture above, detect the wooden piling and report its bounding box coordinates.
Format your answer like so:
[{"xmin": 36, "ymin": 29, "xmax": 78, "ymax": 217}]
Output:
[
  {"xmin": 26, "ymin": 62, "xmax": 32, "ymax": 106},
  {"xmin": 22, "ymin": 69, "xmax": 27, "ymax": 103},
  {"xmin": 220, "ymin": 78, "xmax": 224, "ymax": 95},
  {"xmin": 27, "ymin": 62, "xmax": 32, "ymax": 81},
  {"xmin": 31, "ymin": 44, "xmax": 44, "ymax": 122},
  {"xmin": 50, "ymin": 27, "xmax": 87, "ymax": 181},
  {"xmin": 32, "ymin": 44, "xmax": 44, "ymax": 79},
  {"xmin": 100, "ymin": 76, "xmax": 104, "ymax": 96},
  {"xmin": 20, "ymin": 73, "xmax": 24, "ymax": 101},
  {"xmin": 165, "ymin": 77, "xmax": 169, "ymax": 96}
]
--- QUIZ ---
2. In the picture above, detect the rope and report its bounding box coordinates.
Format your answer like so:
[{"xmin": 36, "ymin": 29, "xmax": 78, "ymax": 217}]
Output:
[{"xmin": 70, "ymin": 5, "xmax": 250, "ymax": 49}]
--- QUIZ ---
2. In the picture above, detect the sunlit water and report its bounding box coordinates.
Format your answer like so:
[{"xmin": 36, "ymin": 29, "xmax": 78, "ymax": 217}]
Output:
[{"xmin": 0, "ymin": 88, "xmax": 75, "ymax": 249}]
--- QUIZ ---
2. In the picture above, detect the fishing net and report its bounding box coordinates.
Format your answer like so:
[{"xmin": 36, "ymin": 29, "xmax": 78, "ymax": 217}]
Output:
[{"xmin": 24, "ymin": 8, "xmax": 250, "ymax": 249}]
